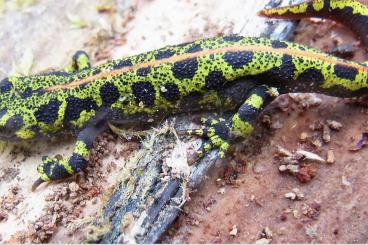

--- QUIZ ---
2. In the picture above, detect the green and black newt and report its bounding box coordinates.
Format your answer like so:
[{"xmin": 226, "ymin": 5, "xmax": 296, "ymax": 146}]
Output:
[{"xmin": 0, "ymin": 0, "xmax": 366, "ymax": 190}]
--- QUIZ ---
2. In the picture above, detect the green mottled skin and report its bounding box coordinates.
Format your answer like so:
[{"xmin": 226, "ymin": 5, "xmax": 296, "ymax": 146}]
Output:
[
  {"xmin": 0, "ymin": 0, "xmax": 366, "ymax": 189},
  {"xmin": 3, "ymin": 37, "xmax": 367, "ymax": 139}
]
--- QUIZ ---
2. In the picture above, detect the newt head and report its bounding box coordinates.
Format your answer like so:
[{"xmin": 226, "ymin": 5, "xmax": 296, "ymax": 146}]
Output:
[{"xmin": 0, "ymin": 77, "xmax": 36, "ymax": 141}]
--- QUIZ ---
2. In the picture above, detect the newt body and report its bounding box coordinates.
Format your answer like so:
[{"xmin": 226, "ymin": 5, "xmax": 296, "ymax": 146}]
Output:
[{"xmin": 0, "ymin": 0, "xmax": 367, "ymax": 189}]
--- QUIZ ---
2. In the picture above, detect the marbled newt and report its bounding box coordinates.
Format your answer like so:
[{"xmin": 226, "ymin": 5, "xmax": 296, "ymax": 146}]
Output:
[{"xmin": 0, "ymin": 0, "xmax": 366, "ymax": 190}]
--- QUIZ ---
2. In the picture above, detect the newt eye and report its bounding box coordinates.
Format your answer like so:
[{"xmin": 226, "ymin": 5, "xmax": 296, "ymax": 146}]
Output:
[{"xmin": 0, "ymin": 115, "xmax": 23, "ymax": 139}]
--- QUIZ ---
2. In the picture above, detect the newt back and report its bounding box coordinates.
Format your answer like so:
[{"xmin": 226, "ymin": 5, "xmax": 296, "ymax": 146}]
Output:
[{"xmin": 1, "ymin": 36, "xmax": 367, "ymax": 141}]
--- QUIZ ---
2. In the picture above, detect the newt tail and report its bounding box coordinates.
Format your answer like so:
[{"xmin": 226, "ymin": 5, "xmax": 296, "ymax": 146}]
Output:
[{"xmin": 258, "ymin": 0, "xmax": 368, "ymax": 49}]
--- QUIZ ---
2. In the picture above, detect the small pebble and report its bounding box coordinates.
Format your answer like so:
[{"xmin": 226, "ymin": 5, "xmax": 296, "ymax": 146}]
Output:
[
  {"xmin": 229, "ymin": 225, "xmax": 238, "ymax": 236},
  {"xmin": 292, "ymin": 209, "xmax": 300, "ymax": 219},
  {"xmin": 292, "ymin": 188, "xmax": 304, "ymax": 200},
  {"xmin": 326, "ymin": 150, "xmax": 335, "ymax": 164},
  {"xmin": 255, "ymin": 238, "xmax": 271, "ymax": 244},
  {"xmin": 300, "ymin": 132, "xmax": 308, "ymax": 142},
  {"xmin": 323, "ymin": 124, "xmax": 331, "ymax": 143},
  {"xmin": 217, "ymin": 187, "xmax": 226, "ymax": 194},
  {"xmin": 326, "ymin": 120, "xmax": 343, "ymax": 130},
  {"xmin": 264, "ymin": 227, "xmax": 273, "ymax": 239},
  {"xmin": 285, "ymin": 192, "xmax": 297, "ymax": 200},
  {"xmin": 279, "ymin": 165, "xmax": 287, "ymax": 172}
]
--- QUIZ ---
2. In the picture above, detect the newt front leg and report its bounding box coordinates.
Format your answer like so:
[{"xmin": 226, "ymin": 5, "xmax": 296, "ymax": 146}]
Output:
[
  {"xmin": 32, "ymin": 50, "xmax": 102, "ymax": 190},
  {"xmin": 32, "ymin": 121, "xmax": 107, "ymax": 190}
]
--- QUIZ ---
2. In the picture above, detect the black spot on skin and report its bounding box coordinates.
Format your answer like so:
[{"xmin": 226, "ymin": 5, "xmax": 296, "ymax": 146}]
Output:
[
  {"xmin": 237, "ymin": 104, "xmax": 260, "ymax": 124},
  {"xmin": 114, "ymin": 59, "xmax": 133, "ymax": 69},
  {"xmin": 46, "ymin": 160, "xmax": 73, "ymax": 179},
  {"xmin": 20, "ymin": 88, "xmax": 33, "ymax": 98},
  {"xmin": 298, "ymin": 68, "xmax": 325, "ymax": 85},
  {"xmin": 89, "ymin": 69, "xmax": 101, "ymax": 76},
  {"xmin": 263, "ymin": 54, "xmax": 296, "ymax": 82},
  {"xmin": 279, "ymin": 55, "xmax": 296, "ymax": 80},
  {"xmin": 160, "ymin": 83, "xmax": 180, "ymax": 102},
  {"xmin": 281, "ymin": 68, "xmax": 326, "ymax": 93},
  {"xmin": 253, "ymin": 38, "xmax": 261, "ymax": 44},
  {"xmin": 172, "ymin": 58, "xmax": 198, "ymax": 80},
  {"xmin": 252, "ymin": 86, "xmax": 269, "ymax": 99},
  {"xmin": 0, "ymin": 78, "xmax": 13, "ymax": 93},
  {"xmin": 30, "ymin": 125, "xmax": 40, "ymax": 134},
  {"xmin": 108, "ymin": 108, "xmax": 125, "ymax": 121},
  {"xmin": 223, "ymin": 35, "xmax": 243, "ymax": 42},
  {"xmin": 187, "ymin": 43, "xmax": 203, "ymax": 53},
  {"xmin": 234, "ymin": 86, "xmax": 269, "ymax": 124},
  {"xmin": 35, "ymin": 89, "xmax": 46, "ymax": 96},
  {"xmin": 42, "ymin": 160, "xmax": 53, "ymax": 178},
  {"xmin": 122, "ymin": 99, "xmax": 129, "ymax": 106},
  {"xmin": 137, "ymin": 67, "xmax": 151, "ymax": 77},
  {"xmin": 77, "ymin": 72, "xmax": 89, "ymax": 80},
  {"xmin": 271, "ymin": 40, "xmax": 288, "ymax": 49},
  {"xmin": 69, "ymin": 153, "xmax": 88, "ymax": 172},
  {"xmin": 100, "ymin": 83, "xmax": 120, "ymax": 106},
  {"xmin": 306, "ymin": 1, "xmax": 322, "ymax": 13},
  {"xmin": 213, "ymin": 121, "xmax": 230, "ymax": 140},
  {"xmin": 223, "ymin": 51, "xmax": 253, "ymax": 69},
  {"xmin": 6, "ymin": 115, "xmax": 23, "ymax": 130},
  {"xmin": 185, "ymin": 91, "xmax": 202, "ymax": 98},
  {"xmin": 154, "ymin": 49, "xmax": 175, "ymax": 60},
  {"xmin": 64, "ymin": 96, "xmax": 98, "ymax": 122},
  {"xmin": 78, "ymin": 83, "xmax": 87, "ymax": 90},
  {"xmin": 205, "ymin": 71, "xmax": 227, "ymax": 90},
  {"xmin": 334, "ymin": 64, "xmax": 358, "ymax": 81},
  {"xmin": 136, "ymin": 53, "xmax": 149, "ymax": 63},
  {"xmin": 132, "ymin": 82, "xmax": 156, "ymax": 106},
  {"xmin": 35, "ymin": 99, "xmax": 62, "ymax": 124}
]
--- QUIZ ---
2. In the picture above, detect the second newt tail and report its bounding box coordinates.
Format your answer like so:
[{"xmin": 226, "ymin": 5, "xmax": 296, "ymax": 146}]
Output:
[{"xmin": 258, "ymin": 0, "xmax": 368, "ymax": 48}]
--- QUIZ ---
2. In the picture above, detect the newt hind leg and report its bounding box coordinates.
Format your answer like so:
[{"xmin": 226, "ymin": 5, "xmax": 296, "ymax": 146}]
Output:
[{"xmin": 188, "ymin": 85, "xmax": 278, "ymax": 158}]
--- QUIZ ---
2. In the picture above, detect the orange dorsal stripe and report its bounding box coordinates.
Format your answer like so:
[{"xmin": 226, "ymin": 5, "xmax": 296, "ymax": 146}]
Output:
[{"xmin": 45, "ymin": 45, "xmax": 368, "ymax": 91}]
